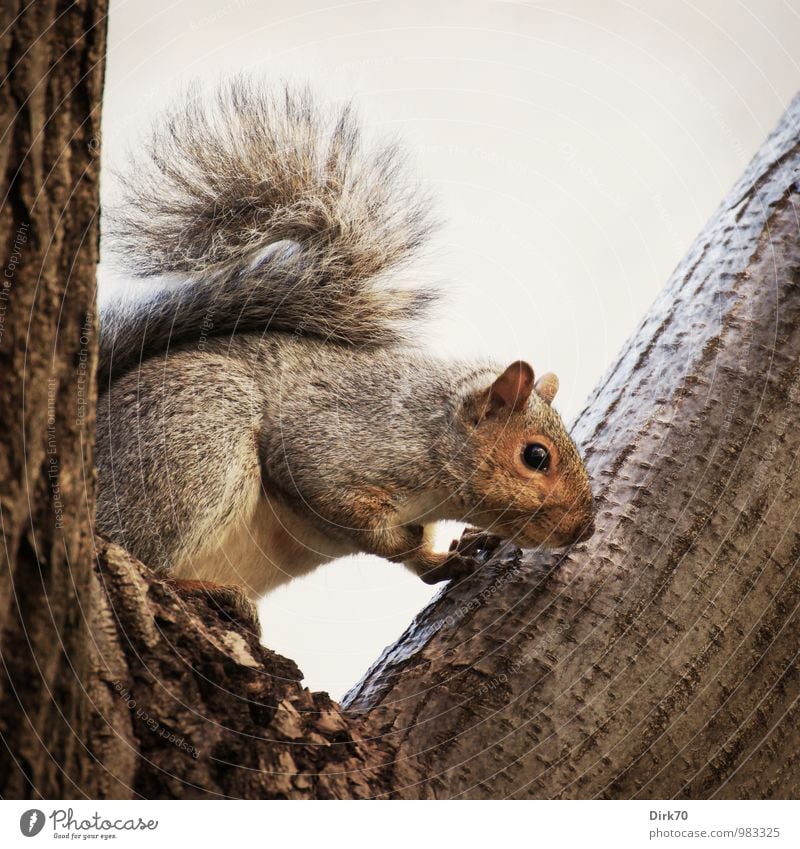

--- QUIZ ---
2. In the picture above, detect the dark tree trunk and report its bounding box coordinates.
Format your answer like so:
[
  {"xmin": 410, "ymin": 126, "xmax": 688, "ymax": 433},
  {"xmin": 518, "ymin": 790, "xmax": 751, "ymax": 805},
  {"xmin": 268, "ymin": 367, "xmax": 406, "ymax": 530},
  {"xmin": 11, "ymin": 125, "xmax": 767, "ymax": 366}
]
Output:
[
  {"xmin": 0, "ymin": 3, "xmax": 797, "ymax": 799},
  {"xmin": 0, "ymin": 0, "xmax": 109, "ymax": 797}
]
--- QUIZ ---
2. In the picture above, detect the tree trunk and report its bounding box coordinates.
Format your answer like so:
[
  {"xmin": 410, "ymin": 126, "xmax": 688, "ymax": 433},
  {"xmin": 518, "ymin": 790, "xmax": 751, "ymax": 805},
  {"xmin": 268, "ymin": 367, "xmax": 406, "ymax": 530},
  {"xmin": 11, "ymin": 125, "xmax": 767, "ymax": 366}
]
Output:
[
  {"xmin": 1, "ymin": 4, "xmax": 798, "ymax": 799},
  {"xmin": 0, "ymin": 0, "xmax": 110, "ymax": 798}
]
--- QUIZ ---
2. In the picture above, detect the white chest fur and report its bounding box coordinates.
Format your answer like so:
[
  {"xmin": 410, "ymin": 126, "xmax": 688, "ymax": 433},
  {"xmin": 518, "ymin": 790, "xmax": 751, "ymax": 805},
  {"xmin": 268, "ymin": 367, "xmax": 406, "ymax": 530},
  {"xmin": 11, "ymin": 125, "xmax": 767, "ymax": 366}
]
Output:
[{"xmin": 176, "ymin": 490, "xmax": 356, "ymax": 598}]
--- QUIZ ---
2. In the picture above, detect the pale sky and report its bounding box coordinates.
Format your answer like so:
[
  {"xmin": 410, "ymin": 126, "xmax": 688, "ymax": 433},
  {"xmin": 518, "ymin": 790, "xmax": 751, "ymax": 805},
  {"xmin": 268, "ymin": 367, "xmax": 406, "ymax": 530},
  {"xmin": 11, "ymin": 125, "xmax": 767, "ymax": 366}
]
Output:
[{"xmin": 100, "ymin": 0, "xmax": 800, "ymax": 697}]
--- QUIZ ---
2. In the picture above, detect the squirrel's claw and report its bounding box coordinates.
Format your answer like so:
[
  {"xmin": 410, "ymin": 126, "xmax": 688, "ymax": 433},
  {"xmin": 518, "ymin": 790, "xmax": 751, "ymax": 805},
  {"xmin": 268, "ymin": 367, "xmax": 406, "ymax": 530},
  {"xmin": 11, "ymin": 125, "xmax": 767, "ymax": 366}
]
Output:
[
  {"xmin": 416, "ymin": 529, "xmax": 506, "ymax": 585},
  {"xmin": 164, "ymin": 578, "xmax": 261, "ymax": 632},
  {"xmin": 418, "ymin": 551, "xmax": 479, "ymax": 585},
  {"xmin": 451, "ymin": 529, "xmax": 505, "ymax": 561}
]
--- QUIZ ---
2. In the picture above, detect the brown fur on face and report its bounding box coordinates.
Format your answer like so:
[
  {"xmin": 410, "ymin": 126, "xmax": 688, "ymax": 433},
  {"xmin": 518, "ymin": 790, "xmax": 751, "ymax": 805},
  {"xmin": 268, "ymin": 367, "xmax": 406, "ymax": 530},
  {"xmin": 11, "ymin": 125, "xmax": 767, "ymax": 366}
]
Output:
[{"xmin": 456, "ymin": 361, "xmax": 595, "ymax": 548}]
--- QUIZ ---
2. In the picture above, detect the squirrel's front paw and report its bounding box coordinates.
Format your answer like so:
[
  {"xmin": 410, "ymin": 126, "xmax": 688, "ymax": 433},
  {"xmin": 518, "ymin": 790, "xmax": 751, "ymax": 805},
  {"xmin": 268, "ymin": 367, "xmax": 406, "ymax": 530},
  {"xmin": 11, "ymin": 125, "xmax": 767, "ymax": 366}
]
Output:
[
  {"xmin": 410, "ymin": 529, "xmax": 508, "ymax": 585},
  {"xmin": 417, "ymin": 551, "xmax": 479, "ymax": 585},
  {"xmin": 450, "ymin": 528, "xmax": 505, "ymax": 561}
]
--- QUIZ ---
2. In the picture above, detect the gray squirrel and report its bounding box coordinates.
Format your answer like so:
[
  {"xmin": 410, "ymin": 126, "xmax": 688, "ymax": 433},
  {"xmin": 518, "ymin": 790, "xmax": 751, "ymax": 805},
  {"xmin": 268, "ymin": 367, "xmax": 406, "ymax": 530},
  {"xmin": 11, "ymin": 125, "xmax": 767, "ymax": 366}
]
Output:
[{"xmin": 96, "ymin": 79, "xmax": 595, "ymax": 601}]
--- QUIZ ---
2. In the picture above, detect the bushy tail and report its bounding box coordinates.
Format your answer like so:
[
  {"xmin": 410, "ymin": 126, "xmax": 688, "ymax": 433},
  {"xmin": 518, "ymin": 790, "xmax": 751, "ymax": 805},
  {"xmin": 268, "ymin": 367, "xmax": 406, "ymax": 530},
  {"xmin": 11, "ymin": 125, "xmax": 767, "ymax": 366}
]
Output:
[{"xmin": 100, "ymin": 78, "xmax": 437, "ymax": 381}]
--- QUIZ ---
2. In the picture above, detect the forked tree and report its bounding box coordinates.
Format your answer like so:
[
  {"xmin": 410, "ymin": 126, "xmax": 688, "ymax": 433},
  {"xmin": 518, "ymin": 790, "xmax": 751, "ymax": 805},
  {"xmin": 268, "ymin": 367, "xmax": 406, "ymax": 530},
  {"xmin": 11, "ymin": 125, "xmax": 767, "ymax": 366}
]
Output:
[{"xmin": 0, "ymin": 2, "xmax": 797, "ymax": 799}]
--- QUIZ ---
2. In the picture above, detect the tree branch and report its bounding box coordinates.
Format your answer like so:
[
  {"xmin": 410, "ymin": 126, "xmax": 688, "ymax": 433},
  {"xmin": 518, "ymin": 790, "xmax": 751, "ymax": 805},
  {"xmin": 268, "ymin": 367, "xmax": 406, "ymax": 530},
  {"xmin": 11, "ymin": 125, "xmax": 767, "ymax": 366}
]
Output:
[{"xmin": 345, "ymin": 94, "xmax": 800, "ymax": 799}]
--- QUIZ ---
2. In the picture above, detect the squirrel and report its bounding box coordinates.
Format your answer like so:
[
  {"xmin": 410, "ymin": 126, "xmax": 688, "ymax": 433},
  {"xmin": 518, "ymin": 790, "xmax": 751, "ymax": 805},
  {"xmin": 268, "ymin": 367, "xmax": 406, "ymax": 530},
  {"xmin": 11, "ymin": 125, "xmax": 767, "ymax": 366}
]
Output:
[{"xmin": 95, "ymin": 79, "xmax": 595, "ymax": 602}]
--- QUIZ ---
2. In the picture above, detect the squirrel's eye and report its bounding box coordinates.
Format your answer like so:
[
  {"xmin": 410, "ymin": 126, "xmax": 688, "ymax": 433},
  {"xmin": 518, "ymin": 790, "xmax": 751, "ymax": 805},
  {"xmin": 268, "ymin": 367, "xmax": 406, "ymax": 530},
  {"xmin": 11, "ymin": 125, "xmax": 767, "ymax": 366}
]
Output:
[{"xmin": 522, "ymin": 443, "xmax": 550, "ymax": 472}]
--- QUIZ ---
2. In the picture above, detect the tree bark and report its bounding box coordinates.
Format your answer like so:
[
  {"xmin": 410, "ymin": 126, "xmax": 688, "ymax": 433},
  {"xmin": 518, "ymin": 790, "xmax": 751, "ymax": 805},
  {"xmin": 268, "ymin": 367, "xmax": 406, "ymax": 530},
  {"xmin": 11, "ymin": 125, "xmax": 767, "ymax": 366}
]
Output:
[
  {"xmin": 343, "ymin": 100, "xmax": 800, "ymax": 799},
  {"xmin": 0, "ymin": 0, "xmax": 109, "ymax": 797},
  {"xmin": 346, "ymin": 105, "xmax": 800, "ymax": 797},
  {"xmin": 1, "ymin": 3, "xmax": 798, "ymax": 799}
]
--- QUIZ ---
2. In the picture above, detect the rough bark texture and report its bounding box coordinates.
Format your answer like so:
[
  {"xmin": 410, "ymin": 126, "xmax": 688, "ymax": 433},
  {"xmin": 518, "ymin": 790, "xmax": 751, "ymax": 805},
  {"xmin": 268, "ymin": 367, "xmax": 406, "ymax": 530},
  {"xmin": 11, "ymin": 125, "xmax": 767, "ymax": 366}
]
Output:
[
  {"xmin": 0, "ymin": 0, "xmax": 108, "ymax": 797},
  {"xmin": 0, "ymin": 2, "xmax": 798, "ymax": 798},
  {"xmin": 344, "ymin": 98, "xmax": 800, "ymax": 799}
]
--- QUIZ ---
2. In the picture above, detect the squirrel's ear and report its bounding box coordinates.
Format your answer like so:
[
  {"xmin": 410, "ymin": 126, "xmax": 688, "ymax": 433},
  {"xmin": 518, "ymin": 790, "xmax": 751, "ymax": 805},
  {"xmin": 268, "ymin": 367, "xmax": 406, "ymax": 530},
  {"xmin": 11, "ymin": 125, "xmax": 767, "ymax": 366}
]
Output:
[
  {"xmin": 534, "ymin": 372, "xmax": 559, "ymax": 405},
  {"xmin": 485, "ymin": 360, "xmax": 535, "ymax": 417}
]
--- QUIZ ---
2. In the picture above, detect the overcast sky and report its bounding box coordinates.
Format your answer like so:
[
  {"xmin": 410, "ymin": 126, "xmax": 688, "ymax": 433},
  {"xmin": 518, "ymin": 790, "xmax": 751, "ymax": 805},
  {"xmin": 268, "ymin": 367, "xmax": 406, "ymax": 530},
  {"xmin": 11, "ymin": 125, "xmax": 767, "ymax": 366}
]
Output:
[{"xmin": 101, "ymin": 0, "xmax": 800, "ymax": 697}]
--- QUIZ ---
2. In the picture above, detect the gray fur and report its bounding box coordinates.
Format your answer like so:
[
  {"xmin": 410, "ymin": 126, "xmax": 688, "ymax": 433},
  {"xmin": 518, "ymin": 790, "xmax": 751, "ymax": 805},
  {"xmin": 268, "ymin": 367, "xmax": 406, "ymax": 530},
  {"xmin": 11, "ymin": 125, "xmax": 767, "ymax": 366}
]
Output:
[
  {"xmin": 100, "ymin": 78, "xmax": 436, "ymax": 382},
  {"xmin": 96, "ymin": 81, "xmax": 594, "ymax": 599},
  {"xmin": 97, "ymin": 335, "xmax": 473, "ymax": 582}
]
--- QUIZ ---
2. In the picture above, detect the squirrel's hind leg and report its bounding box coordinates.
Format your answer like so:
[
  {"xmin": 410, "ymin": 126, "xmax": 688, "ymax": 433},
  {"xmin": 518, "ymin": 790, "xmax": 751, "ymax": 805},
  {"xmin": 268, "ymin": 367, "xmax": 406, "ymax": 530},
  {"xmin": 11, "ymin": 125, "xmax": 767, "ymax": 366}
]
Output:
[{"xmin": 163, "ymin": 578, "xmax": 260, "ymax": 632}]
